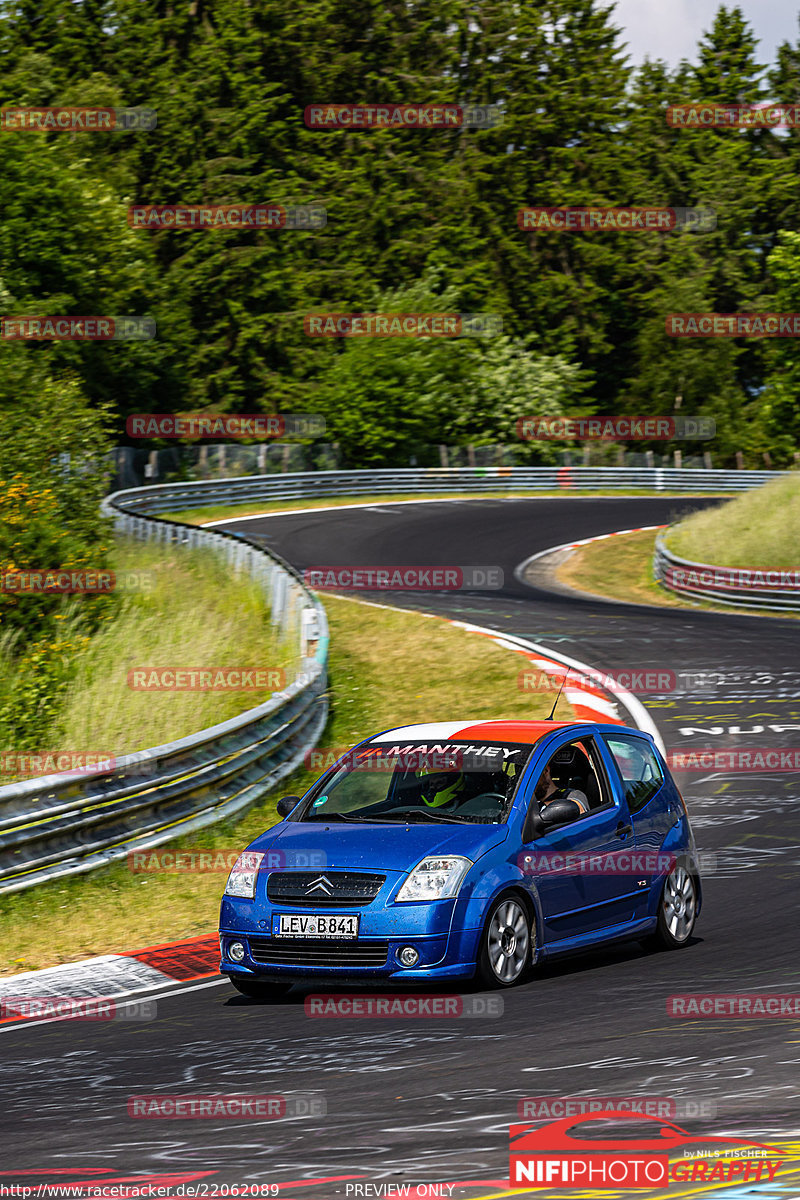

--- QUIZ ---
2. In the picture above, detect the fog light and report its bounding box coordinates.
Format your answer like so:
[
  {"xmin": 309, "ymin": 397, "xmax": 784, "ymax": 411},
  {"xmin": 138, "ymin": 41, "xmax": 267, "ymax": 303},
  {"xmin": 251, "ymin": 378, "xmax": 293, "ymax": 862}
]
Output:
[
  {"xmin": 399, "ymin": 946, "xmax": 419, "ymax": 967},
  {"xmin": 228, "ymin": 941, "xmax": 246, "ymax": 962}
]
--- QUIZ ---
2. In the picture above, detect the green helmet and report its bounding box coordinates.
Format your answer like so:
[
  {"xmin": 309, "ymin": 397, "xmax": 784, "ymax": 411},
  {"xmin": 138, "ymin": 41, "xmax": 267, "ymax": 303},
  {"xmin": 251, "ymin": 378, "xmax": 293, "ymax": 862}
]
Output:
[{"xmin": 417, "ymin": 768, "xmax": 465, "ymax": 808}]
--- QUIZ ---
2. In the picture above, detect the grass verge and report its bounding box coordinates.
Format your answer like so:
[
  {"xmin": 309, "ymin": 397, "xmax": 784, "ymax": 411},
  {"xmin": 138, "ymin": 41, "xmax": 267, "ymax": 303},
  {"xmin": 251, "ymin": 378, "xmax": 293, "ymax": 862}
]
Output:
[
  {"xmin": 666, "ymin": 474, "xmax": 800, "ymax": 567},
  {"xmin": 0, "ymin": 595, "xmax": 572, "ymax": 974},
  {"xmin": 555, "ymin": 530, "xmax": 799, "ymax": 617},
  {"xmin": 0, "ymin": 541, "xmax": 292, "ymax": 764}
]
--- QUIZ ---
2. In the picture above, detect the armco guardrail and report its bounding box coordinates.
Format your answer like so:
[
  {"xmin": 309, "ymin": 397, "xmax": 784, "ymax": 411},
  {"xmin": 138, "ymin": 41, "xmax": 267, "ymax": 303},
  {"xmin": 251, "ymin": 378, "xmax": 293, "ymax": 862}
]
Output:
[
  {"xmin": 106, "ymin": 466, "xmax": 789, "ymax": 514},
  {"xmin": 0, "ymin": 494, "xmax": 329, "ymax": 894},
  {"xmin": 654, "ymin": 534, "xmax": 800, "ymax": 611}
]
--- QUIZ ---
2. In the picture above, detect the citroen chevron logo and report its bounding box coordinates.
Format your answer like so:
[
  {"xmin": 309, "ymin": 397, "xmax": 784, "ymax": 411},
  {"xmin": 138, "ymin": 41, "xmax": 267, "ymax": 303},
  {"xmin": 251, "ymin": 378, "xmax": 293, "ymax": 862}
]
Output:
[{"xmin": 306, "ymin": 874, "xmax": 334, "ymax": 896}]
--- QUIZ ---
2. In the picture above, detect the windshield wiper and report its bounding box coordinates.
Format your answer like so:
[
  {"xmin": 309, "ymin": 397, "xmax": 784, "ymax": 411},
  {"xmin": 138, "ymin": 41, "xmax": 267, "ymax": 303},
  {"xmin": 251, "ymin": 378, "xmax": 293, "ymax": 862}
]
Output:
[
  {"xmin": 304, "ymin": 811, "xmax": 363, "ymax": 823},
  {"xmin": 305, "ymin": 811, "xmax": 400, "ymax": 824},
  {"xmin": 304, "ymin": 808, "xmax": 477, "ymax": 825},
  {"xmin": 377, "ymin": 808, "xmax": 475, "ymax": 825}
]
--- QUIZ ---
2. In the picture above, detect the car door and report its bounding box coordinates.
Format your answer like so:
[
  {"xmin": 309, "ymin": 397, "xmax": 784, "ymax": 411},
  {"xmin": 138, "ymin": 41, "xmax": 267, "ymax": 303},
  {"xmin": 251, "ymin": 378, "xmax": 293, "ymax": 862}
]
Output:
[
  {"xmin": 600, "ymin": 732, "xmax": 675, "ymax": 898},
  {"xmin": 519, "ymin": 734, "xmax": 642, "ymax": 942}
]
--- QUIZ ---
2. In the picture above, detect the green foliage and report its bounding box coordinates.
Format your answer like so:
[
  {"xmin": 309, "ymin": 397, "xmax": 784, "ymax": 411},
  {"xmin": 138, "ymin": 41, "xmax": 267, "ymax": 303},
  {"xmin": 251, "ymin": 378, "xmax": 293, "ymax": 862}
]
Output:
[
  {"xmin": 1, "ymin": 0, "xmax": 799, "ymax": 462},
  {"xmin": 760, "ymin": 232, "xmax": 800, "ymax": 457},
  {"xmin": 0, "ymin": 347, "xmax": 114, "ymax": 641},
  {"xmin": 0, "ymin": 626, "xmax": 90, "ymax": 752},
  {"xmin": 448, "ymin": 334, "xmax": 591, "ymax": 457}
]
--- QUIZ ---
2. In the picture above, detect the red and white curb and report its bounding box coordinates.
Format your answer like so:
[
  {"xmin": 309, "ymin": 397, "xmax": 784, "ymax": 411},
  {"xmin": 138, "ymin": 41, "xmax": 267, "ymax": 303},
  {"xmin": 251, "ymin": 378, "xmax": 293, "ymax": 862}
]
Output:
[
  {"xmin": 0, "ymin": 594, "xmax": 663, "ymax": 1017},
  {"xmin": 0, "ymin": 934, "xmax": 220, "ymax": 1023},
  {"xmin": 515, "ymin": 524, "xmax": 667, "ymax": 579},
  {"xmin": 566, "ymin": 523, "xmax": 667, "ymax": 547}
]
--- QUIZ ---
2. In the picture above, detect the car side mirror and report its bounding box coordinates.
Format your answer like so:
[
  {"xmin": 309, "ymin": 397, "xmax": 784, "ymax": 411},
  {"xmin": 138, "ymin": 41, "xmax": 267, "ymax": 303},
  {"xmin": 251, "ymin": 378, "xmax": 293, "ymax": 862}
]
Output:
[
  {"xmin": 540, "ymin": 799, "xmax": 581, "ymax": 829},
  {"xmin": 524, "ymin": 808, "xmax": 545, "ymax": 842},
  {"xmin": 276, "ymin": 795, "xmax": 301, "ymax": 818}
]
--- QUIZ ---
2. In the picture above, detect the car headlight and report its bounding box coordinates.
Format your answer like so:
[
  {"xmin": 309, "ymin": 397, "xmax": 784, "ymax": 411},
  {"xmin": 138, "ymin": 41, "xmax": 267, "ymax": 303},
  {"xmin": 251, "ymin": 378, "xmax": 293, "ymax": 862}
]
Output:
[
  {"xmin": 395, "ymin": 856, "xmax": 472, "ymax": 902},
  {"xmin": 224, "ymin": 851, "xmax": 264, "ymax": 898}
]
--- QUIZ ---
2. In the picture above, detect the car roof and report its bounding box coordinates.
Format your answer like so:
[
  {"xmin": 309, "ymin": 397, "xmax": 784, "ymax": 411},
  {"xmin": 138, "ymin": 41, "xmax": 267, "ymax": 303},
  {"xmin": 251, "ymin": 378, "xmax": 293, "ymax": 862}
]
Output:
[{"xmin": 367, "ymin": 720, "xmax": 584, "ymax": 746}]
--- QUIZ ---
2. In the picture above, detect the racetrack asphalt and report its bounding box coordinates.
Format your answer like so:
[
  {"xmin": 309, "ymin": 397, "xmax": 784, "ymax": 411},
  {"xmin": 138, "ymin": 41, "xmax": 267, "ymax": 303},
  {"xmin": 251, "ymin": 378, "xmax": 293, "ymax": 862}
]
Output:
[{"xmin": 3, "ymin": 496, "xmax": 799, "ymax": 1196}]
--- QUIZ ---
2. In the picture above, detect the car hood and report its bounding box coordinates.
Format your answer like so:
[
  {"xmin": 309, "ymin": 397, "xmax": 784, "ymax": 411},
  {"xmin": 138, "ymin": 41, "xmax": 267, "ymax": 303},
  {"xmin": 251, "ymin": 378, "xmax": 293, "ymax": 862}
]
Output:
[{"xmin": 249, "ymin": 820, "xmax": 509, "ymax": 873}]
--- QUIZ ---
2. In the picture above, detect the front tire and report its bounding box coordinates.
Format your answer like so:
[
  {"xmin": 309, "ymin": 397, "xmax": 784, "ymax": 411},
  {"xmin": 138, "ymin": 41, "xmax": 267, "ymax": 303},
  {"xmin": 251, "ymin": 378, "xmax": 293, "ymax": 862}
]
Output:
[
  {"xmin": 477, "ymin": 894, "xmax": 532, "ymax": 988},
  {"xmin": 229, "ymin": 977, "xmax": 292, "ymax": 1000},
  {"xmin": 647, "ymin": 865, "xmax": 698, "ymax": 950}
]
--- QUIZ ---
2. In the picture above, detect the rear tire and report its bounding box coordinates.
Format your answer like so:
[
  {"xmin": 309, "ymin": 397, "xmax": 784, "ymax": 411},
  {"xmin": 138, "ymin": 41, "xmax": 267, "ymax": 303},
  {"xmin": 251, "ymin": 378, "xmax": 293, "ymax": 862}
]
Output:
[
  {"xmin": 229, "ymin": 978, "xmax": 292, "ymax": 1000},
  {"xmin": 477, "ymin": 894, "xmax": 532, "ymax": 988},
  {"xmin": 645, "ymin": 865, "xmax": 698, "ymax": 951}
]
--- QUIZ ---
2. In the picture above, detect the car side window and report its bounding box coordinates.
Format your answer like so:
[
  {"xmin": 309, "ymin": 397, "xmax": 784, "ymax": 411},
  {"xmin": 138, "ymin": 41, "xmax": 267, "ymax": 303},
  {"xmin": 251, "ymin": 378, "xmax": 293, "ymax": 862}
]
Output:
[
  {"xmin": 523, "ymin": 736, "xmax": 611, "ymax": 837},
  {"xmin": 604, "ymin": 735, "xmax": 664, "ymax": 814}
]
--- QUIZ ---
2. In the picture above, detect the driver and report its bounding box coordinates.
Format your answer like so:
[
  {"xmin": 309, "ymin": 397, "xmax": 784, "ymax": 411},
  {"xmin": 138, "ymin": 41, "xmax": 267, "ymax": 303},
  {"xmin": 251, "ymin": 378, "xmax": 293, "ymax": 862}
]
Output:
[{"xmin": 534, "ymin": 758, "xmax": 589, "ymax": 815}]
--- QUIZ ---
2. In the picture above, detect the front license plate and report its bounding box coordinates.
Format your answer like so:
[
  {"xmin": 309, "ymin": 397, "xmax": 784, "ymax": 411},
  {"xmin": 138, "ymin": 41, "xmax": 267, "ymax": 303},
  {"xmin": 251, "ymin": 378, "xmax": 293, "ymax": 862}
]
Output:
[{"xmin": 273, "ymin": 913, "xmax": 360, "ymax": 939}]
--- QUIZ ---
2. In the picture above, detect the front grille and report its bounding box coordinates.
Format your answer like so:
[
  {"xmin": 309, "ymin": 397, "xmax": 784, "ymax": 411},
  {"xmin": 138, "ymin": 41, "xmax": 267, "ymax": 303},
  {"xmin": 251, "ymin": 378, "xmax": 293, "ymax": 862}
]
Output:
[
  {"xmin": 266, "ymin": 871, "xmax": 385, "ymax": 907},
  {"xmin": 249, "ymin": 937, "xmax": 389, "ymax": 968}
]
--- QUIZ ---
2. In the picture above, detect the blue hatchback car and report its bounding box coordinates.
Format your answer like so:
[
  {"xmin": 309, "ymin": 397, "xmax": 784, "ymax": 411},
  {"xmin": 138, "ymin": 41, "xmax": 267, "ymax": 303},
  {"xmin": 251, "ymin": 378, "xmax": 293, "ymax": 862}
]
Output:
[{"xmin": 219, "ymin": 719, "xmax": 702, "ymax": 997}]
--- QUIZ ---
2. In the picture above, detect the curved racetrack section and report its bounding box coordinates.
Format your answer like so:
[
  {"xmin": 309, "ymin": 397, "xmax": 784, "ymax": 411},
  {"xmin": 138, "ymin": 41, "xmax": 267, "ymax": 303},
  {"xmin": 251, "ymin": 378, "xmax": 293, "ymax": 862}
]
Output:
[{"xmin": 3, "ymin": 497, "xmax": 799, "ymax": 1196}]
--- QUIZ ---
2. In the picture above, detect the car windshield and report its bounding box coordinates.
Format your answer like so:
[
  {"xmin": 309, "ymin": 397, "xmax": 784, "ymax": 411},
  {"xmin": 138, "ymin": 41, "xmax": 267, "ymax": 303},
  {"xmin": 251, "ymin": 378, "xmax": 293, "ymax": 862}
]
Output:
[{"xmin": 297, "ymin": 741, "xmax": 533, "ymax": 824}]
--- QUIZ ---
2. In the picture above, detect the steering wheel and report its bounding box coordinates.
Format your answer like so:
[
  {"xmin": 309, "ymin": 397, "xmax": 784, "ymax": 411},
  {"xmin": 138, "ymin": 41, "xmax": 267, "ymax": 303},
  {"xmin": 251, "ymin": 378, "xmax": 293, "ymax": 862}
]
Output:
[{"xmin": 456, "ymin": 791, "xmax": 507, "ymax": 813}]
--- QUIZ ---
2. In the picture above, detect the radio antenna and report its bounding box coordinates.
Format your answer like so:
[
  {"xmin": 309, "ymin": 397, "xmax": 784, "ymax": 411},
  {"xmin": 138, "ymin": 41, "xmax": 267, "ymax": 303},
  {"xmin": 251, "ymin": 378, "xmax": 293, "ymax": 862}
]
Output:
[{"xmin": 546, "ymin": 668, "xmax": 570, "ymax": 721}]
